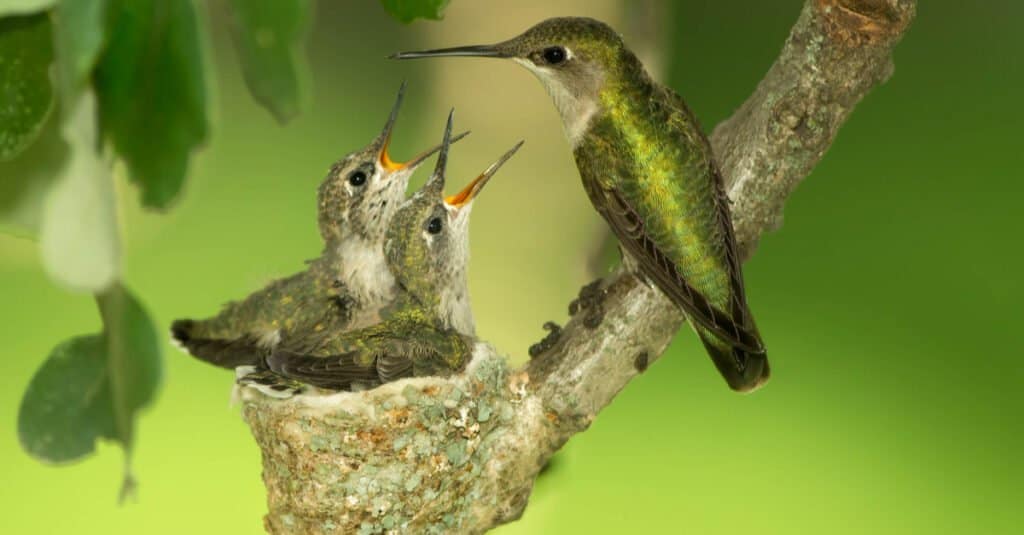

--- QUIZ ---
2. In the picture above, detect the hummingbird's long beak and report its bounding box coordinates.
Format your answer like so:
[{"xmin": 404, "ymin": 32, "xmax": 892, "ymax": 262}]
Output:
[
  {"xmin": 389, "ymin": 44, "xmax": 512, "ymax": 60},
  {"xmin": 375, "ymin": 81, "xmax": 469, "ymax": 173},
  {"xmin": 445, "ymin": 141, "xmax": 524, "ymax": 209}
]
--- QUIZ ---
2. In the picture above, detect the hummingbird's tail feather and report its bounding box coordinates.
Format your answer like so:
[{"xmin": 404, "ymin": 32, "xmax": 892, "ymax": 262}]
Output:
[
  {"xmin": 170, "ymin": 319, "xmax": 268, "ymax": 369},
  {"xmin": 694, "ymin": 326, "xmax": 770, "ymax": 393}
]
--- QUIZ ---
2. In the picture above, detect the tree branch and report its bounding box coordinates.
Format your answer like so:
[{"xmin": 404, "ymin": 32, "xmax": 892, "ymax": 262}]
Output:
[
  {"xmin": 241, "ymin": 1, "xmax": 916, "ymax": 533},
  {"xmin": 714, "ymin": 0, "xmax": 916, "ymax": 258}
]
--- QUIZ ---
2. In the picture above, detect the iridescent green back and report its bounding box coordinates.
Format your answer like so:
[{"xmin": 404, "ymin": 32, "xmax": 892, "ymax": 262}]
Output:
[{"xmin": 576, "ymin": 57, "xmax": 735, "ymax": 310}]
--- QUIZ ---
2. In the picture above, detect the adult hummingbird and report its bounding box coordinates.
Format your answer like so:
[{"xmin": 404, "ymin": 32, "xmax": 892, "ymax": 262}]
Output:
[
  {"xmin": 171, "ymin": 83, "xmax": 466, "ymax": 369},
  {"xmin": 393, "ymin": 17, "xmax": 769, "ymax": 392},
  {"xmin": 265, "ymin": 113, "xmax": 523, "ymax": 390}
]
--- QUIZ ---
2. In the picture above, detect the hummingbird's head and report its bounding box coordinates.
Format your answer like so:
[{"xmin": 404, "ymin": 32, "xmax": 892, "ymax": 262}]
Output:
[
  {"xmin": 392, "ymin": 17, "xmax": 628, "ymax": 144},
  {"xmin": 386, "ymin": 111, "xmax": 521, "ymax": 322},
  {"xmin": 317, "ymin": 82, "xmax": 468, "ymax": 245}
]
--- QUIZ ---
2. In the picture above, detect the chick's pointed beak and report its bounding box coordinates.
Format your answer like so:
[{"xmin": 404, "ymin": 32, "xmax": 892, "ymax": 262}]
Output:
[
  {"xmin": 445, "ymin": 141, "xmax": 524, "ymax": 209},
  {"xmin": 375, "ymin": 81, "xmax": 407, "ymax": 171},
  {"xmin": 375, "ymin": 82, "xmax": 469, "ymax": 174},
  {"xmin": 422, "ymin": 109, "xmax": 455, "ymax": 197},
  {"xmin": 389, "ymin": 44, "xmax": 512, "ymax": 60}
]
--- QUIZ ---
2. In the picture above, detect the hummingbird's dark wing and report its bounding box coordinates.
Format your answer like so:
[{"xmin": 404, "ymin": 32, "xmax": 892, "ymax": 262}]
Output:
[
  {"xmin": 265, "ymin": 323, "xmax": 424, "ymax": 389},
  {"xmin": 265, "ymin": 323, "xmax": 468, "ymax": 390},
  {"xmin": 589, "ymin": 180, "xmax": 764, "ymax": 354},
  {"xmin": 660, "ymin": 85, "xmax": 767, "ymax": 355},
  {"xmin": 692, "ymin": 157, "xmax": 771, "ymax": 389},
  {"xmin": 266, "ymin": 349, "xmax": 384, "ymax": 391},
  {"xmin": 375, "ymin": 350, "xmax": 416, "ymax": 383},
  {"xmin": 592, "ymin": 180, "xmax": 769, "ymax": 390},
  {"xmin": 266, "ymin": 343, "xmax": 431, "ymax": 389},
  {"xmin": 379, "ymin": 332, "xmax": 472, "ymax": 380}
]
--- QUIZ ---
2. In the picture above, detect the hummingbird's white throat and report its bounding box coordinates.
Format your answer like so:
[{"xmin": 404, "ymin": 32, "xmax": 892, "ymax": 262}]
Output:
[
  {"xmin": 438, "ymin": 205, "xmax": 476, "ymax": 336},
  {"xmin": 514, "ymin": 53, "xmax": 600, "ymax": 148},
  {"xmin": 334, "ymin": 236, "xmax": 396, "ymax": 324},
  {"xmin": 332, "ymin": 163, "xmax": 408, "ymax": 321}
]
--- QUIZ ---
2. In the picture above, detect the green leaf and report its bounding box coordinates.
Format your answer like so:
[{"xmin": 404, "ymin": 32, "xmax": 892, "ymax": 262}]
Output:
[
  {"xmin": 39, "ymin": 90, "xmax": 120, "ymax": 292},
  {"xmin": 18, "ymin": 284, "xmax": 162, "ymax": 497},
  {"xmin": 0, "ymin": 107, "xmax": 68, "ymax": 236},
  {"xmin": 0, "ymin": 12, "xmax": 55, "ymax": 161},
  {"xmin": 18, "ymin": 335, "xmax": 117, "ymax": 462},
  {"xmin": 226, "ymin": 0, "xmax": 310, "ymax": 124},
  {"xmin": 96, "ymin": 283, "xmax": 163, "ymax": 501},
  {"xmin": 94, "ymin": 0, "xmax": 207, "ymax": 209},
  {"xmin": 0, "ymin": 1, "xmax": 105, "ymax": 238},
  {"xmin": 379, "ymin": 0, "xmax": 450, "ymax": 23},
  {"xmin": 52, "ymin": 0, "xmax": 108, "ymax": 109},
  {"xmin": 96, "ymin": 283, "xmax": 163, "ymax": 449},
  {"xmin": 0, "ymin": 0, "xmax": 56, "ymax": 17}
]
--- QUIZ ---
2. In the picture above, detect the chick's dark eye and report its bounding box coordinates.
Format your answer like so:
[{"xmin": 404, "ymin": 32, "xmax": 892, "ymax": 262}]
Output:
[
  {"xmin": 348, "ymin": 170, "xmax": 367, "ymax": 186},
  {"xmin": 427, "ymin": 217, "xmax": 443, "ymax": 234},
  {"xmin": 542, "ymin": 46, "xmax": 567, "ymax": 65}
]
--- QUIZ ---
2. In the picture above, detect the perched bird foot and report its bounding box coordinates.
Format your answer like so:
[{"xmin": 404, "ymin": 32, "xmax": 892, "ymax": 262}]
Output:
[
  {"xmin": 568, "ymin": 279, "xmax": 607, "ymax": 329},
  {"xmin": 528, "ymin": 321, "xmax": 562, "ymax": 358}
]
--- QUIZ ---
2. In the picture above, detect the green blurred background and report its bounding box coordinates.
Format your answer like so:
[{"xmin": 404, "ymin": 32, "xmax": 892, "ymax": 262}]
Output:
[{"xmin": 2, "ymin": 0, "xmax": 1022, "ymax": 532}]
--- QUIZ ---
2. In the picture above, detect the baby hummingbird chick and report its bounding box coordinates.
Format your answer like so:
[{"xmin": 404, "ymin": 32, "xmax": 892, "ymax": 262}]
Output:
[
  {"xmin": 265, "ymin": 113, "xmax": 522, "ymax": 391},
  {"xmin": 171, "ymin": 83, "xmax": 467, "ymax": 369}
]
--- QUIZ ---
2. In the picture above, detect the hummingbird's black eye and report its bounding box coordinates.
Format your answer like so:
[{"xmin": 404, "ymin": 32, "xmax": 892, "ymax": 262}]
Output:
[
  {"xmin": 427, "ymin": 217, "xmax": 443, "ymax": 234},
  {"xmin": 542, "ymin": 46, "xmax": 567, "ymax": 65},
  {"xmin": 348, "ymin": 170, "xmax": 367, "ymax": 187}
]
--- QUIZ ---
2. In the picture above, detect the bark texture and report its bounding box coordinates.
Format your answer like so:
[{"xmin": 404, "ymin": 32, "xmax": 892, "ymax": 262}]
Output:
[{"xmin": 242, "ymin": 1, "xmax": 916, "ymax": 532}]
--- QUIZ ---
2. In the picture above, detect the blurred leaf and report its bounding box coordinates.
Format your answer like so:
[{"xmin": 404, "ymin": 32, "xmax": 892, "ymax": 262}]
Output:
[
  {"xmin": 18, "ymin": 335, "xmax": 117, "ymax": 462},
  {"xmin": 226, "ymin": 0, "xmax": 310, "ymax": 124},
  {"xmin": 39, "ymin": 90, "xmax": 120, "ymax": 292},
  {"xmin": 96, "ymin": 284, "xmax": 163, "ymax": 423},
  {"xmin": 96, "ymin": 284, "xmax": 163, "ymax": 500},
  {"xmin": 94, "ymin": 0, "xmax": 207, "ymax": 209},
  {"xmin": 0, "ymin": 0, "xmax": 55, "ymax": 16},
  {"xmin": 0, "ymin": 109, "xmax": 68, "ymax": 237},
  {"xmin": 379, "ymin": 0, "xmax": 450, "ymax": 23},
  {"xmin": 0, "ymin": 12, "xmax": 54, "ymax": 161},
  {"xmin": 18, "ymin": 284, "xmax": 162, "ymax": 498},
  {"xmin": 52, "ymin": 0, "xmax": 108, "ymax": 109}
]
